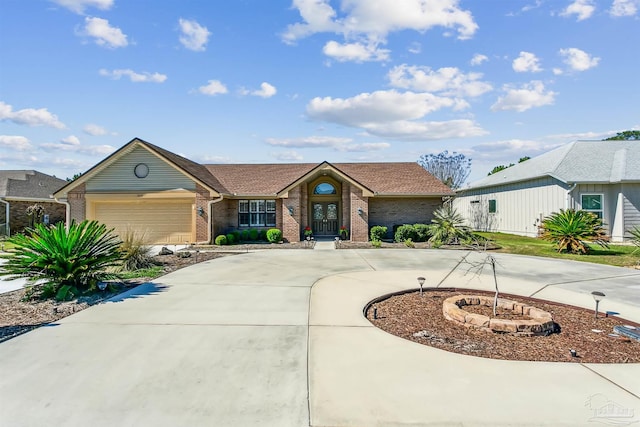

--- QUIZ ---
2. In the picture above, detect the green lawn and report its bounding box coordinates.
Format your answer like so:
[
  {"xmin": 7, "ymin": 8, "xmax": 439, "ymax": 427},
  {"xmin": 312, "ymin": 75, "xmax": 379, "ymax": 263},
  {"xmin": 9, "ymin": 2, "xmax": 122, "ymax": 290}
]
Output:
[{"xmin": 477, "ymin": 232, "xmax": 639, "ymax": 268}]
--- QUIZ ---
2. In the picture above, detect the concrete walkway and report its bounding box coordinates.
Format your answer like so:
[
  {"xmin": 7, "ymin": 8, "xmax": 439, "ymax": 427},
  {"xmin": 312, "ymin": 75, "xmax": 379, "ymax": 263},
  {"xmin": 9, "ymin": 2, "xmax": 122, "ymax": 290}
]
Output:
[{"xmin": 1, "ymin": 249, "xmax": 639, "ymax": 426}]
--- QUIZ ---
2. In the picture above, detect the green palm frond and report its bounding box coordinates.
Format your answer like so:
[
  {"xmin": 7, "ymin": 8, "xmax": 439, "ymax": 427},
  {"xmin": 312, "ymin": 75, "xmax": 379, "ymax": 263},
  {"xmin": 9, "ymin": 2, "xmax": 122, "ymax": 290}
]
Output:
[{"xmin": 540, "ymin": 209, "xmax": 609, "ymax": 254}]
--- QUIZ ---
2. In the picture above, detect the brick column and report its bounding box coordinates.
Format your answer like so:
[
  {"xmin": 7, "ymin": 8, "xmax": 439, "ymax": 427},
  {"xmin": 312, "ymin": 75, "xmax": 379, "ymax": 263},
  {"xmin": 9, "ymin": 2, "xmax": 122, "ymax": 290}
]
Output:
[
  {"xmin": 350, "ymin": 188, "xmax": 369, "ymax": 242},
  {"xmin": 341, "ymin": 182, "xmax": 351, "ymax": 240},
  {"xmin": 282, "ymin": 186, "xmax": 301, "ymax": 242},
  {"xmin": 68, "ymin": 183, "xmax": 86, "ymax": 223},
  {"xmin": 195, "ymin": 184, "xmax": 210, "ymax": 243}
]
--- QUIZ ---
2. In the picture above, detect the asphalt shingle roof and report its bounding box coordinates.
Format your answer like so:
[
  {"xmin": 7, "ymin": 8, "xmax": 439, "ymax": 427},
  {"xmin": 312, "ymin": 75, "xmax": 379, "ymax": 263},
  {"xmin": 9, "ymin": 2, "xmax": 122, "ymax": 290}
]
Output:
[
  {"xmin": 0, "ymin": 170, "xmax": 66, "ymax": 199},
  {"xmin": 462, "ymin": 140, "xmax": 640, "ymax": 190}
]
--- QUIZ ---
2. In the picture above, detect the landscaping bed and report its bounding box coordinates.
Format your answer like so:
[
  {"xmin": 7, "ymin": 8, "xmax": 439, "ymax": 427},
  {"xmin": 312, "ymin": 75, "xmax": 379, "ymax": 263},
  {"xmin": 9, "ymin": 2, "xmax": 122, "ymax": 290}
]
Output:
[
  {"xmin": 0, "ymin": 251, "xmax": 234, "ymax": 343},
  {"xmin": 367, "ymin": 289, "xmax": 640, "ymax": 363}
]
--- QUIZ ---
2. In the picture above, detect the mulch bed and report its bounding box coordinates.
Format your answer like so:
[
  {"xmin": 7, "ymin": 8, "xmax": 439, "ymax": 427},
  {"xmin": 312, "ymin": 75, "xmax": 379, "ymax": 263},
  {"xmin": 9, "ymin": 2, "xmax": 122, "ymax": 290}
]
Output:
[
  {"xmin": 0, "ymin": 251, "xmax": 234, "ymax": 343},
  {"xmin": 367, "ymin": 289, "xmax": 640, "ymax": 363}
]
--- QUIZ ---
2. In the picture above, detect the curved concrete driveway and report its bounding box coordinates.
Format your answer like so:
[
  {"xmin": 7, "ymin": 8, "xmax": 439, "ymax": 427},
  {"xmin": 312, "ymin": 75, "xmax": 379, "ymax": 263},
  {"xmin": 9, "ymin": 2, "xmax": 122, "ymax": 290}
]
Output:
[{"xmin": 1, "ymin": 249, "xmax": 639, "ymax": 426}]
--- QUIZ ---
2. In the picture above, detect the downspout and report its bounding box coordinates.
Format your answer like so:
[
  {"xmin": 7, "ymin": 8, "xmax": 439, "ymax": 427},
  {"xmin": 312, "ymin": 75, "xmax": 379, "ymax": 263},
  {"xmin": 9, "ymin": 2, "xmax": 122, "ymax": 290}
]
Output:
[
  {"xmin": 566, "ymin": 183, "xmax": 578, "ymax": 209},
  {"xmin": 54, "ymin": 196, "xmax": 71, "ymax": 230},
  {"xmin": 0, "ymin": 198, "xmax": 9, "ymax": 236},
  {"xmin": 205, "ymin": 195, "xmax": 224, "ymax": 244}
]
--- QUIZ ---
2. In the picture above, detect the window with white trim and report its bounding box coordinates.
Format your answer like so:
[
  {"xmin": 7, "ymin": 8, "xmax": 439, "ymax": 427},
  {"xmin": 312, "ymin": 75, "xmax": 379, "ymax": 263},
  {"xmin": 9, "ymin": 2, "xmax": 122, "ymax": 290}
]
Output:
[
  {"xmin": 581, "ymin": 194, "xmax": 603, "ymax": 219},
  {"xmin": 239, "ymin": 200, "xmax": 276, "ymax": 227}
]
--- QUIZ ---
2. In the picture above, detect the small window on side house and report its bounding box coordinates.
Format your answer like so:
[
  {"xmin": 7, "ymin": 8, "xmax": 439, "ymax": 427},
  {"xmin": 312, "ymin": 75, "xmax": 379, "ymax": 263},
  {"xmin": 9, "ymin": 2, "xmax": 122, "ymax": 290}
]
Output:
[
  {"xmin": 581, "ymin": 194, "xmax": 603, "ymax": 219},
  {"xmin": 488, "ymin": 199, "xmax": 497, "ymax": 213}
]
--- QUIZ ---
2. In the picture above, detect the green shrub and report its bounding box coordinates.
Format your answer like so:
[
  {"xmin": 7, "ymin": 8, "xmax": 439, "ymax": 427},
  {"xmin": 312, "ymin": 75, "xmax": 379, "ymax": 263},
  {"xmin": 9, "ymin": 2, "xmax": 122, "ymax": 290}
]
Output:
[
  {"xmin": 540, "ymin": 209, "xmax": 608, "ymax": 254},
  {"xmin": 120, "ymin": 230, "xmax": 155, "ymax": 271},
  {"xmin": 226, "ymin": 233, "xmax": 235, "ymax": 244},
  {"xmin": 230, "ymin": 230, "xmax": 241, "ymax": 243},
  {"xmin": 429, "ymin": 205, "xmax": 475, "ymax": 246},
  {"xmin": 248, "ymin": 228, "xmax": 259, "ymax": 241},
  {"xmin": 394, "ymin": 224, "xmax": 417, "ymax": 243},
  {"xmin": 214, "ymin": 235, "xmax": 227, "ymax": 245},
  {"xmin": 630, "ymin": 225, "xmax": 640, "ymax": 254},
  {"xmin": 370, "ymin": 225, "xmax": 387, "ymax": 241},
  {"xmin": 0, "ymin": 220, "xmax": 122, "ymax": 301},
  {"xmin": 241, "ymin": 230, "xmax": 250, "ymax": 241},
  {"xmin": 404, "ymin": 238, "xmax": 415, "ymax": 248},
  {"xmin": 371, "ymin": 240, "xmax": 382, "ymax": 248},
  {"xmin": 413, "ymin": 224, "xmax": 431, "ymax": 242},
  {"xmin": 266, "ymin": 228, "xmax": 283, "ymax": 243}
]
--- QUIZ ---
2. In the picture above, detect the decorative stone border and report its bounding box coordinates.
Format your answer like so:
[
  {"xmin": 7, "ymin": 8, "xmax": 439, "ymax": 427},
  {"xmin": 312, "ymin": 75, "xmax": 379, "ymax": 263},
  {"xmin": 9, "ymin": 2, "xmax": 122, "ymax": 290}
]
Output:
[{"xmin": 442, "ymin": 295, "xmax": 555, "ymax": 336}]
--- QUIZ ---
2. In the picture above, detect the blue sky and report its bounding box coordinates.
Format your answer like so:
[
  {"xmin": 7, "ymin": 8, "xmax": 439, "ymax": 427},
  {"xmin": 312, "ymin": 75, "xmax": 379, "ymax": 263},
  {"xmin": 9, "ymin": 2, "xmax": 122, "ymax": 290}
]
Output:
[{"xmin": 1, "ymin": 0, "xmax": 638, "ymax": 183}]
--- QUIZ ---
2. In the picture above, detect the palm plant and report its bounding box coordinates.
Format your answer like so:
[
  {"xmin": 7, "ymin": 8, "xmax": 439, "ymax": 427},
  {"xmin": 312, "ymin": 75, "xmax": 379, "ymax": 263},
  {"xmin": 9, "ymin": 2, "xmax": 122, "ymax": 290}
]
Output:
[
  {"xmin": 540, "ymin": 209, "xmax": 608, "ymax": 254},
  {"xmin": 0, "ymin": 220, "xmax": 123, "ymax": 300},
  {"xmin": 428, "ymin": 205, "xmax": 475, "ymax": 246},
  {"xmin": 629, "ymin": 225, "xmax": 640, "ymax": 254},
  {"xmin": 120, "ymin": 229, "xmax": 155, "ymax": 271}
]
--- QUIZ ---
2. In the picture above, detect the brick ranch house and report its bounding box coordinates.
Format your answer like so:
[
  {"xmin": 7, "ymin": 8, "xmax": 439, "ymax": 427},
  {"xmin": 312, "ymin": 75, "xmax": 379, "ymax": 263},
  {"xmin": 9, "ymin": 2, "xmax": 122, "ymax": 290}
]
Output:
[
  {"xmin": 1, "ymin": 170, "xmax": 67, "ymax": 236},
  {"xmin": 53, "ymin": 138, "xmax": 453, "ymax": 244}
]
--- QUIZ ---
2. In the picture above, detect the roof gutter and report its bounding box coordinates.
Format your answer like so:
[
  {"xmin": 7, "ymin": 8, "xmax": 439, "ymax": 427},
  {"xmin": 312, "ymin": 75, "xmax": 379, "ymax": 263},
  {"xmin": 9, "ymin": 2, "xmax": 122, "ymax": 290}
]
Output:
[
  {"xmin": 203, "ymin": 196, "xmax": 224, "ymax": 244},
  {"xmin": 54, "ymin": 196, "xmax": 70, "ymax": 230},
  {"xmin": 0, "ymin": 198, "xmax": 9, "ymax": 236},
  {"xmin": 565, "ymin": 183, "xmax": 578, "ymax": 209}
]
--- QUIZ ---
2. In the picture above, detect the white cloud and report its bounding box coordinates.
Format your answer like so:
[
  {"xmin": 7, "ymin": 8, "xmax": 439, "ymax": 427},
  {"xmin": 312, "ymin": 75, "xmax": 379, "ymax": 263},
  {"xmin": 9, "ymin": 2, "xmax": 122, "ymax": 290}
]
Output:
[
  {"xmin": 40, "ymin": 138, "xmax": 115, "ymax": 156},
  {"xmin": 51, "ymin": 0, "xmax": 113, "ymax": 14},
  {"xmin": 610, "ymin": 0, "xmax": 639, "ymax": 16},
  {"xmin": 470, "ymin": 53, "xmax": 488, "ymax": 66},
  {"xmin": 82, "ymin": 17, "xmax": 128, "ymax": 48},
  {"xmin": 512, "ymin": 51, "xmax": 542, "ymax": 72},
  {"xmin": 272, "ymin": 150, "xmax": 304, "ymax": 161},
  {"xmin": 307, "ymin": 90, "xmax": 459, "ymax": 126},
  {"xmin": 408, "ymin": 42, "xmax": 421, "ymax": 54},
  {"xmin": 0, "ymin": 101, "xmax": 66, "ymax": 129},
  {"xmin": 266, "ymin": 136, "xmax": 389, "ymax": 152},
  {"xmin": 387, "ymin": 64, "xmax": 492, "ymax": 97},
  {"xmin": 283, "ymin": 0, "xmax": 478, "ymax": 61},
  {"xmin": 362, "ymin": 119, "xmax": 487, "ymax": 140},
  {"xmin": 491, "ymin": 81, "xmax": 556, "ymax": 112},
  {"xmin": 198, "ymin": 80, "xmax": 228, "ymax": 96},
  {"xmin": 0, "ymin": 135, "xmax": 33, "ymax": 151},
  {"xmin": 559, "ymin": 47, "xmax": 600, "ymax": 71},
  {"xmin": 61, "ymin": 135, "xmax": 80, "ymax": 145},
  {"xmin": 560, "ymin": 0, "xmax": 596, "ymax": 21},
  {"xmin": 266, "ymin": 136, "xmax": 353, "ymax": 148},
  {"xmin": 251, "ymin": 82, "xmax": 277, "ymax": 98},
  {"xmin": 323, "ymin": 40, "xmax": 390, "ymax": 62},
  {"xmin": 178, "ymin": 18, "xmax": 211, "ymax": 51},
  {"xmin": 99, "ymin": 69, "xmax": 167, "ymax": 83},
  {"xmin": 83, "ymin": 123, "xmax": 107, "ymax": 136},
  {"xmin": 472, "ymin": 139, "xmax": 558, "ymax": 155}
]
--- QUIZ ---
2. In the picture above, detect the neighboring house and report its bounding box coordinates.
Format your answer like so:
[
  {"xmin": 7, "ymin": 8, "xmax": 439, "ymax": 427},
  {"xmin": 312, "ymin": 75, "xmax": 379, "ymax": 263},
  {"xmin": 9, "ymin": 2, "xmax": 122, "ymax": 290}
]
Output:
[
  {"xmin": 0, "ymin": 170, "xmax": 67, "ymax": 235},
  {"xmin": 453, "ymin": 140, "xmax": 640, "ymax": 242},
  {"xmin": 53, "ymin": 138, "xmax": 453, "ymax": 244}
]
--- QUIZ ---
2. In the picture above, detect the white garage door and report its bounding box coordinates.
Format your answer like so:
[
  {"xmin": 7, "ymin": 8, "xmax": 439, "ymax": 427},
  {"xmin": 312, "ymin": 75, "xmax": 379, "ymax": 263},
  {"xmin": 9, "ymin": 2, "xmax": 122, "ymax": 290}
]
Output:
[{"xmin": 93, "ymin": 200, "xmax": 194, "ymax": 244}]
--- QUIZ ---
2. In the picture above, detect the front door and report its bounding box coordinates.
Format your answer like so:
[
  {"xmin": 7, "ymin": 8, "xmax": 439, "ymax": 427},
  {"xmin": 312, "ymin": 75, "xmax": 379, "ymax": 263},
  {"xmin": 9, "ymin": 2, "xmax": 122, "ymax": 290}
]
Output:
[{"xmin": 312, "ymin": 202, "xmax": 339, "ymax": 236}]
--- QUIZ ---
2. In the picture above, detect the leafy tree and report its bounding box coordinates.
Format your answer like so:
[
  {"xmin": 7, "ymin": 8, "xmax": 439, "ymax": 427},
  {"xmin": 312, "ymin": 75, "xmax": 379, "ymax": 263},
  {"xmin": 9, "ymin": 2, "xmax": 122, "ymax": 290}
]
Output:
[
  {"xmin": 540, "ymin": 209, "xmax": 608, "ymax": 254},
  {"xmin": 604, "ymin": 130, "xmax": 640, "ymax": 140},
  {"xmin": 0, "ymin": 220, "xmax": 123, "ymax": 300},
  {"xmin": 488, "ymin": 156, "xmax": 530, "ymax": 176},
  {"xmin": 418, "ymin": 151, "xmax": 471, "ymax": 190},
  {"xmin": 66, "ymin": 172, "xmax": 83, "ymax": 182}
]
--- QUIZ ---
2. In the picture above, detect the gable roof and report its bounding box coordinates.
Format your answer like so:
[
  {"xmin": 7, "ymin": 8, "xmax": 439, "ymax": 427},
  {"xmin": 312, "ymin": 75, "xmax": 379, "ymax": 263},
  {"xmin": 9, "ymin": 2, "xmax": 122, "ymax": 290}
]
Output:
[
  {"xmin": 0, "ymin": 170, "xmax": 66, "ymax": 200},
  {"xmin": 54, "ymin": 138, "xmax": 226, "ymax": 197},
  {"xmin": 461, "ymin": 140, "xmax": 640, "ymax": 191}
]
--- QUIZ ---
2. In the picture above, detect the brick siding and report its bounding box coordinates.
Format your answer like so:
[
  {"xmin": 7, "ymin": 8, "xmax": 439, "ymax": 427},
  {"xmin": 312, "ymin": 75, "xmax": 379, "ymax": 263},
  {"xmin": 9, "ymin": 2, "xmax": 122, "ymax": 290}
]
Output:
[
  {"xmin": 350, "ymin": 187, "xmax": 369, "ymax": 242},
  {"xmin": 369, "ymin": 197, "xmax": 443, "ymax": 239},
  {"xmin": 5, "ymin": 200, "xmax": 66, "ymax": 235},
  {"xmin": 68, "ymin": 183, "xmax": 86, "ymax": 223}
]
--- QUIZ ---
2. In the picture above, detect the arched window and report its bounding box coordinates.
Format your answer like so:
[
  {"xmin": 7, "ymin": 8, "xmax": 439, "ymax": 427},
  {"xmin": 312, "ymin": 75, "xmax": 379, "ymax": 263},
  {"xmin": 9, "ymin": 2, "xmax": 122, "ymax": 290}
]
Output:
[{"xmin": 313, "ymin": 182, "xmax": 336, "ymax": 195}]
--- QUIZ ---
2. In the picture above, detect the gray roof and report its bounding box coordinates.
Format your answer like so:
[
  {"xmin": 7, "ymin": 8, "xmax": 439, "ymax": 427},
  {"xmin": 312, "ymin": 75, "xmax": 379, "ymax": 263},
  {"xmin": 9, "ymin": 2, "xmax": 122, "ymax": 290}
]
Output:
[
  {"xmin": 0, "ymin": 170, "xmax": 67, "ymax": 199},
  {"xmin": 462, "ymin": 140, "xmax": 640, "ymax": 190}
]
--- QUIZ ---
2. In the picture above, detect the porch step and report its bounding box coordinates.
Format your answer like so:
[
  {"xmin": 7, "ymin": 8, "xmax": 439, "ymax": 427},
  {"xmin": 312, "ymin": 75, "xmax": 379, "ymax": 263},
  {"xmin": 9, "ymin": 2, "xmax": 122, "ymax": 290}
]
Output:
[{"xmin": 313, "ymin": 240, "xmax": 336, "ymax": 250}]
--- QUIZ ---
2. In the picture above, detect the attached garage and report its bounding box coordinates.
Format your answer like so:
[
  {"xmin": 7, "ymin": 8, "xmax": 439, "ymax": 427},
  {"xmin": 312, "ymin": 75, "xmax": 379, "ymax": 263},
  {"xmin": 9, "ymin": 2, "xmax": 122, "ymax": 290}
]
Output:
[{"xmin": 89, "ymin": 198, "xmax": 195, "ymax": 244}]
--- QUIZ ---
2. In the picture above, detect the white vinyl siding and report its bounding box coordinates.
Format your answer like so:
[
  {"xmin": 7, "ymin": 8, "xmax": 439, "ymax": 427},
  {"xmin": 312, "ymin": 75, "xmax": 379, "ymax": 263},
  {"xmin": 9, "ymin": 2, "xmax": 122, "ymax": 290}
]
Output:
[
  {"xmin": 91, "ymin": 199, "xmax": 194, "ymax": 244},
  {"xmin": 86, "ymin": 146, "xmax": 196, "ymax": 192},
  {"xmin": 453, "ymin": 177, "xmax": 569, "ymax": 237},
  {"xmin": 623, "ymin": 184, "xmax": 640, "ymax": 237}
]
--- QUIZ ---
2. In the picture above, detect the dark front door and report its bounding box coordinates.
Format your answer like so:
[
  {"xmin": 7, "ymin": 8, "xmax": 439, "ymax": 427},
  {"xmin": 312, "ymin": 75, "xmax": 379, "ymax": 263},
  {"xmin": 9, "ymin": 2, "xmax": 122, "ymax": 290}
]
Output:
[{"xmin": 312, "ymin": 202, "xmax": 339, "ymax": 236}]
